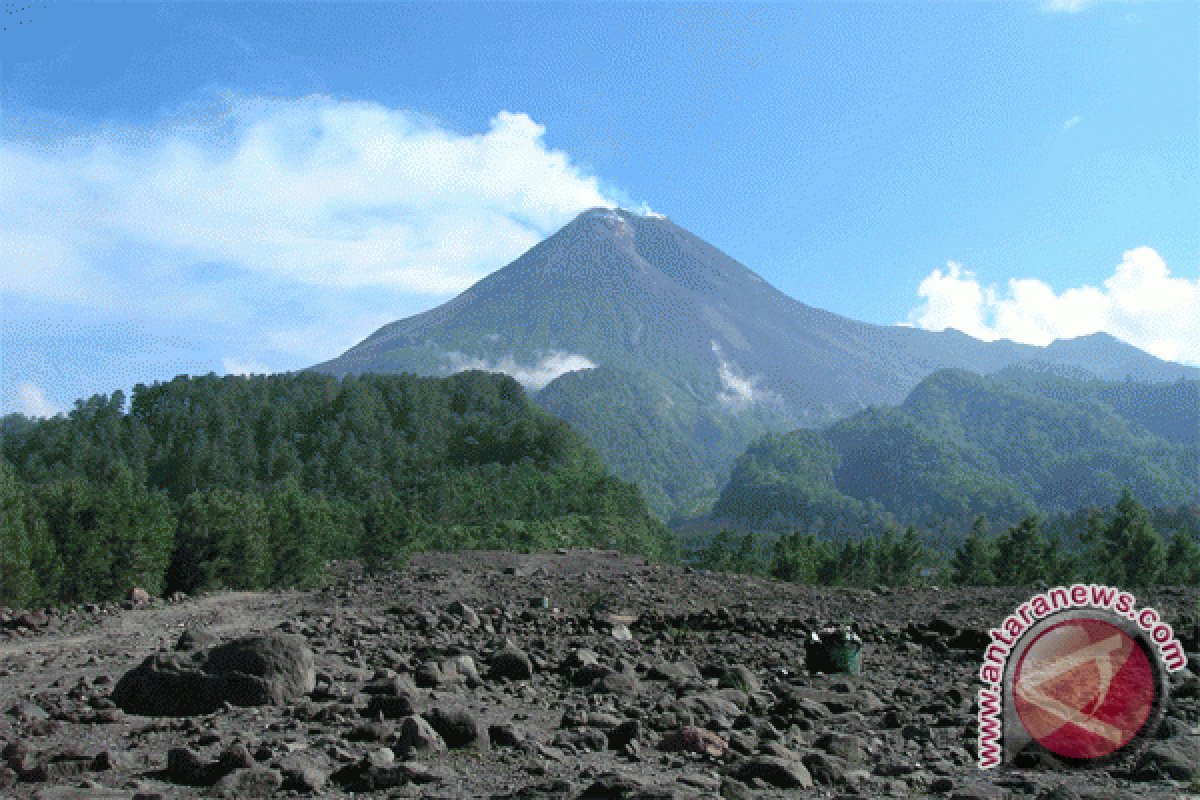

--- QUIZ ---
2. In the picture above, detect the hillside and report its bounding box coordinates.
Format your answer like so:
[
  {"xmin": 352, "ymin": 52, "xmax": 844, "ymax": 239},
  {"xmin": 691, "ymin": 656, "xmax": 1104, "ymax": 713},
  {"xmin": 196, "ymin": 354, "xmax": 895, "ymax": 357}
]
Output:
[
  {"xmin": 711, "ymin": 368, "xmax": 1199, "ymax": 535},
  {"xmin": 0, "ymin": 370, "xmax": 673, "ymax": 610}
]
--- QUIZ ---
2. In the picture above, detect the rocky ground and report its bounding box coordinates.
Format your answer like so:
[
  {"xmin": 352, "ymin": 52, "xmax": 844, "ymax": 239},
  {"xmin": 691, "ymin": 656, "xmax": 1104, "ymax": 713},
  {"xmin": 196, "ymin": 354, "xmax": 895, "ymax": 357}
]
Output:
[{"xmin": 0, "ymin": 547, "xmax": 1197, "ymax": 800}]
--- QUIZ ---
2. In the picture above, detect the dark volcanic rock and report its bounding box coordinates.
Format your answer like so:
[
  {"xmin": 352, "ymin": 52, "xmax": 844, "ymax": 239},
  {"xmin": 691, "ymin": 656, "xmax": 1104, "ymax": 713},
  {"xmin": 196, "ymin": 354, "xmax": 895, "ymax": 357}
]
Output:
[
  {"xmin": 731, "ymin": 755, "xmax": 814, "ymax": 789},
  {"xmin": 490, "ymin": 642, "xmax": 535, "ymax": 680},
  {"xmin": 112, "ymin": 652, "xmax": 225, "ymax": 717},
  {"xmin": 112, "ymin": 633, "xmax": 314, "ymax": 716},
  {"xmin": 5, "ymin": 548, "xmax": 1199, "ymax": 800},
  {"xmin": 211, "ymin": 766, "xmax": 283, "ymax": 798},
  {"xmin": 399, "ymin": 714, "xmax": 447, "ymax": 753},
  {"xmin": 202, "ymin": 633, "xmax": 315, "ymax": 703},
  {"xmin": 175, "ymin": 629, "xmax": 218, "ymax": 651},
  {"xmin": 365, "ymin": 692, "xmax": 419, "ymax": 719},
  {"xmin": 425, "ymin": 706, "xmax": 489, "ymax": 750}
]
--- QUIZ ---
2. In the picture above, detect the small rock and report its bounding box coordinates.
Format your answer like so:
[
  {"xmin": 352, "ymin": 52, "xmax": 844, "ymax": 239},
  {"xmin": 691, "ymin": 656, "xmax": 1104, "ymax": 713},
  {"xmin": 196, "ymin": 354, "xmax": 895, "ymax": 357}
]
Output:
[
  {"xmin": 490, "ymin": 643, "xmax": 535, "ymax": 681},
  {"xmin": 211, "ymin": 766, "xmax": 283, "ymax": 798},
  {"xmin": 365, "ymin": 693, "xmax": 419, "ymax": 719},
  {"xmin": 218, "ymin": 742, "xmax": 256, "ymax": 771},
  {"xmin": 398, "ymin": 714, "xmax": 447, "ymax": 753},
  {"xmin": 718, "ymin": 665, "xmax": 761, "ymax": 693},
  {"xmin": 348, "ymin": 720, "xmax": 392, "ymax": 742},
  {"xmin": 126, "ymin": 587, "xmax": 152, "ymax": 607},
  {"xmin": 90, "ymin": 748, "xmax": 131, "ymax": 771},
  {"xmin": 732, "ymin": 755, "xmax": 813, "ymax": 789},
  {"xmin": 578, "ymin": 771, "xmax": 644, "ymax": 798},
  {"xmin": 174, "ymin": 629, "xmax": 217, "ymax": 651},
  {"xmin": 657, "ymin": 725, "xmax": 728, "ymax": 758},
  {"xmin": 424, "ymin": 707, "xmax": 488, "ymax": 750},
  {"xmin": 607, "ymin": 719, "xmax": 641, "ymax": 751},
  {"xmin": 718, "ymin": 777, "xmax": 754, "ymax": 800},
  {"xmin": 489, "ymin": 723, "xmax": 526, "ymax": 748},
  {"xmin": 280, "ymin": 760, "xmax": 328, "ymax": 793},
  {"xmin": 166, "ymin": 747, "xmax": 215, "ymax": 786}
]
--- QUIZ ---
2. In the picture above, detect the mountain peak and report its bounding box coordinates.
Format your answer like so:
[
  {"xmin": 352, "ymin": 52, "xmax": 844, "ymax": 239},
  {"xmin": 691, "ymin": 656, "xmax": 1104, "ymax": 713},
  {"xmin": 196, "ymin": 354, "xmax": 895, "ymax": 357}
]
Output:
[
  {"xmin": 568, "ymin": 206, "xmax": 669, "ymax": 229},
  {"xmin": 566, "ymin": 206, "xmax": 637, "ymax": 238}
]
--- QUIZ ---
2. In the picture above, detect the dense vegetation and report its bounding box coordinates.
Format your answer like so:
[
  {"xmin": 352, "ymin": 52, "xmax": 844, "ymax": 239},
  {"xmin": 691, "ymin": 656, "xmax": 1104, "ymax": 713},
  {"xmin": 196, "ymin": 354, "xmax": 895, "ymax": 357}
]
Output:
[
  {"xmin": 709, "ymin": 367, "xmax": 1198, "ymax": 541},
  {"xmin": 535, "ymin": 366, "xmax": 721, "ymax": 520},
  {"xmin": 0, "ymin": 370, "xmax": 675, "ymax": 609},
  {"xmin": 2, "ymin": 362, "xmax": 1195, "ymax": 611},
  {"xmin": 688, "ymin": 490, "xmax": 1200, "ymax": 588},
  {"xmin": 534, "ymin": 365, "xmax": 789, "ymax": 521}
]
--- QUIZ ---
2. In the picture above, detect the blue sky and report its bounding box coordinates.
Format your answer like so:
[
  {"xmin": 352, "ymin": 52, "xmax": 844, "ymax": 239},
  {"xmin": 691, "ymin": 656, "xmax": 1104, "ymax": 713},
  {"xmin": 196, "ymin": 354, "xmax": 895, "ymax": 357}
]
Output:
[{"xmin": 2, "ymin": 1, "xmax": 1196, "ymax": 417}]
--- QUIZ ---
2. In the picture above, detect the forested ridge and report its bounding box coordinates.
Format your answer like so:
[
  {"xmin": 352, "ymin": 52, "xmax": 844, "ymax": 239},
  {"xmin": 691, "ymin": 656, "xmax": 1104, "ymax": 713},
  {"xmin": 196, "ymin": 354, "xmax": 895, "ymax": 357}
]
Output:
[
  {"xmin": 709, "ymin": 368, "xmax": 1198, "ymax": 538},
  {"xmin": 2, "ymin": 365, "xmax": 1197, "ymax": 612},
  {"xmin": 0, "ymin": 370, "xmax": 675, "ymax": 609},
  {"xmin": 687, "ymin": 366, "xmax": 1200, "ymax": 588}
]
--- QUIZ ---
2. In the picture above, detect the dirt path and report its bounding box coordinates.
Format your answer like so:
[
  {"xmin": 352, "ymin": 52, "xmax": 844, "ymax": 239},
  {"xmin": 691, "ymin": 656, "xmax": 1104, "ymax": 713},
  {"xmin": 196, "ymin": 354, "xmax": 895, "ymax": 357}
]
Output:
[{"xmin": 0, "ymin": 589, "xmax": 307, "ymax": 662}]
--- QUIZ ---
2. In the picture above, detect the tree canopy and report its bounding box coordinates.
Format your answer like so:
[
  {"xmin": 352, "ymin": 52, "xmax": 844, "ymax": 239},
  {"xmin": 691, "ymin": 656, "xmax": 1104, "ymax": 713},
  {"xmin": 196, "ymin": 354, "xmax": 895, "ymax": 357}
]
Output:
[{"xmin": 0, "ymin": 369, "xmax": 674, "ymax": 607}]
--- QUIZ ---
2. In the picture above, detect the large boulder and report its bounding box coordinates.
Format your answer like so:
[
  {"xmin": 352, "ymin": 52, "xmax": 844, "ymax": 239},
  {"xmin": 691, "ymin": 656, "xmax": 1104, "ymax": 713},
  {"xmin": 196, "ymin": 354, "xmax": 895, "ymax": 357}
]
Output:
[
  {"xmin": 203, "ymin": 633, "xmax": 316, "ymax": 704},
  {"xmin": 112, "ymin": 632, "xmax": 315, "ymax": 717},
  {"xmin": 111, "ymin": 652, "xmax": 225, "ymax": 717}
]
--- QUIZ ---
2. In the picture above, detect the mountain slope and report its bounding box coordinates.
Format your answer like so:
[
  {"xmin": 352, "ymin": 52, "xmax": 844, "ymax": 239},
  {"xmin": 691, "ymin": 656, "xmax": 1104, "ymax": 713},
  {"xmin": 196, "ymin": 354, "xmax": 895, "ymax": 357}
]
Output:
[
  {"xmin": 713, "ymin": 369, "xmax": 1199, "ymax": 532},
  {"xmin": 308, "ymin": 207, "xmax": 1199, "ymax": 520}
]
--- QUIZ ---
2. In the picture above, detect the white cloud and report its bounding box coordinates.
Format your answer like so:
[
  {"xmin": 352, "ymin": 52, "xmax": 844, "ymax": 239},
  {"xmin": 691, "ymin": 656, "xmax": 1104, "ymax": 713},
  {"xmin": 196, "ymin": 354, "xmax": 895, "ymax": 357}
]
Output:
[
  {"xmin": 0, "ymin": 92, "xmax": 632, "ymax": 372},
  {"xmin": 711, "ymin": 341, "xmax": 784, "ymax": 412},
  {"xmin": 1, "ymin": 97, "xmax": 616, "ymax": 299},
  {"xmin": 1063, "ymin": 115, "xmax": 1081, "ymax": 130},
  {"xmin": 16, "ymin": 381, "xmax": 60, "ymax": 418},
  {"xmin": 222, "ymin": 357, "xmax": 271, "ymax": 376},
  {"xmin": 904, "ymin": 247, "xmax": 1200, "ymax": 366},
  {"xmin": 633, "ymin": 202, "xmax": 667, "ymax": 219},
  {"xmin": 1041, "ymin": 0, "xmax": 1095, "ymax": 12},
  {"xmin": 440, "ymin": 350, "xmax": 596, "ymax": 391},
  {"xmin": 0, "ymin": 92, "xmax": 648, "ymax": 391}
]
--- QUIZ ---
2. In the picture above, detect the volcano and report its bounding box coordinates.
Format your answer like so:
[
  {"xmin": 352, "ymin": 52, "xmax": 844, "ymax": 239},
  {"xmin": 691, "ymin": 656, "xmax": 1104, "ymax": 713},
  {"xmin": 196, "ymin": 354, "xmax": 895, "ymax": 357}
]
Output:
[{"xmin": 308, "ymin": 208, "xmax": 1197, "ymax": 519}]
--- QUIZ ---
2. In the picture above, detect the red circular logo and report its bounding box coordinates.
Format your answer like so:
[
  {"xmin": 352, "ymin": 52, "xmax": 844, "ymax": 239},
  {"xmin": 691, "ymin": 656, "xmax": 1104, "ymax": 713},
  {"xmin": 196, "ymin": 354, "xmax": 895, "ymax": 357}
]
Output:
[{"xmin": 1012, "ymin": 618, "xmax": 1155, "ymax": 760}]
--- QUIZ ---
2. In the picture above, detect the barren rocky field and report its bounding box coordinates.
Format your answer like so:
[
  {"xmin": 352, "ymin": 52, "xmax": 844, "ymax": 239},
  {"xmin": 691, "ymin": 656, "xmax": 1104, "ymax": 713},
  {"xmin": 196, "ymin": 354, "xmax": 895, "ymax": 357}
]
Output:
[{"xmin": 0, "ymin": 548, "xmax": 1197, "ymax": 800}]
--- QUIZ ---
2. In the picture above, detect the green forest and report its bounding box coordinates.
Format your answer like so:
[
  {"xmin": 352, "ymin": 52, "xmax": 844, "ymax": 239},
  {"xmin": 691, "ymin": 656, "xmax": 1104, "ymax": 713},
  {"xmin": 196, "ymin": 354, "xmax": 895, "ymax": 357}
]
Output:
[
  {"xmin": 686, "ymin": 491, "xmax": 1200, "ymax": 589},
  {"xmin": 0, "ymin": 369, "xmax": 675, "ymax": 609},
  {"xmin": 1, "ymin": 365, "xmax": 1197, "ymax": 613},
  {"xmin": 682, "ymin": 365, "xmax": 1199, "ymax": 587},
  {"xmin": 707, "ymin": 368, "xmax": 1197, "ymax": 541}
]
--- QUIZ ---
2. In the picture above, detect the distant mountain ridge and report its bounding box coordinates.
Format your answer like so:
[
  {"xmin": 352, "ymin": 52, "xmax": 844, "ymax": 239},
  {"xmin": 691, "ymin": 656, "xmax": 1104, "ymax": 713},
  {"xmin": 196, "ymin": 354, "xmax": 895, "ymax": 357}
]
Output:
[
  {"xmin": 309, "ymin": 208, "xmax": 1200, "ymax": 519},
  {"xmin": 712, "ymin": 367, "xmax": 1199, "ymax": 534}
]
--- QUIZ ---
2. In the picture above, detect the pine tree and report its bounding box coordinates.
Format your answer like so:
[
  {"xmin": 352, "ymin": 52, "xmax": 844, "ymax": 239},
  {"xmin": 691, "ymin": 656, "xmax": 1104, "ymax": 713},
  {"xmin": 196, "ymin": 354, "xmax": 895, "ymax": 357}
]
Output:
[
  {"xmin": 24, "ymin": 514, "xmax": 61, "ymax": 607},
  {"xmin": 697, "ymin": 528, "xmax": 736, "ymax": 572},
  {"xmin": 170, "ymin": 487, "xmax": 269, "ymax": 595},
  {"xmin": 94, "ymin": 461, "xmax": 166, "ymax": 598},
  {"xmin": 265, "ymin": 477, "xmax": 327, "ymax": 589},
  {"xmin": 890, "ymin": 526, "xmax": 924, "ymax": 586},
  {"xmin": 1086, "ymin": 489, "xmax": 1165, "ymax": 586},
  {"xmin": 994, "ymin": 514, "xmax": 1052, "ymax": 586},
  {"xmin": 729, "ymin": 531, "xmax": 761, "ymax": 574},
  {"xmin": 1161, "ymin": 530, "xmax": 1200, "ymax": 586},
  {"xmin": 951, "ymin": 516, "xmax": 995, "ymax": 586},
  {"xmin": 770, "ymin": 531, "xmax": 833, "ymax": 585},
  {"xmin": 0, "ymin": 460, "xmax": 35, "ymax": 606},
  {"xmin": 35, "ymin": 477, "xmax": 110, "ymax": 603}
]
